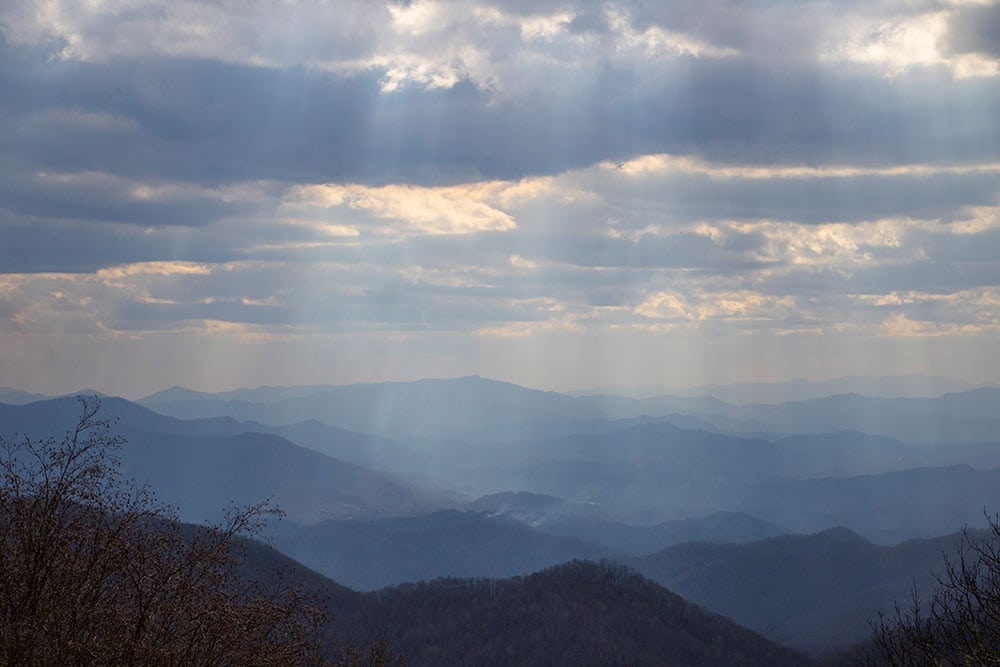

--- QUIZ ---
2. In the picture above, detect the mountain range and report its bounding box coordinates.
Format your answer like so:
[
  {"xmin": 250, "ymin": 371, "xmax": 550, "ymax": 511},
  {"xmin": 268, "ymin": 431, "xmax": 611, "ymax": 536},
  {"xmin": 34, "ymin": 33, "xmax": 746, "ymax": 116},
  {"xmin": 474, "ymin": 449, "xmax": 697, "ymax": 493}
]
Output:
[
  {"xmin": 267, "ymin": 510, "xmax": 610, "ymax": 590},
  {"xmin": 0, "ymin": 397, "xmax": 450, "ymax": 524},
  {"xmin": 631, "ymin": 527, "xmax": 973, "ymax": 655},
  {"xmin": 2, "ymin": 376, "xmax": 999, "ymax": 660},
  {"xmin": 576, "ymin": 375, "xmax": 981, "ymax": 403}
]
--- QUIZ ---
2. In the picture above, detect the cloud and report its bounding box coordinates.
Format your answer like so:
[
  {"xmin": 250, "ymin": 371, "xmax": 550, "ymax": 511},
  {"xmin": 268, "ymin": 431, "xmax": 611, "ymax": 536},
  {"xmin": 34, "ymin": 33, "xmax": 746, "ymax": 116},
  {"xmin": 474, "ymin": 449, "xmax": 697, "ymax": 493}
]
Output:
[
  {"xmin": 1, "ymin": 0, "xmax": 999, "ymax": 392},
  {"xmin": 944, "ymin": 3, "xmax": 1000, "ymax": 59},
  {"xmin": 827, "ymin": 5, "xmax": 1000, "ymax": 79},
  {"xmin": 2, "ymin": 148, "xmax": 998, "ymax": 346},
  {"xmin": 2, "ymin": 1, "xmax": 998, "ymax": 194},
  {"xmin": 284, "ymin": 182, "xmax": 517, "ymax": 236}
]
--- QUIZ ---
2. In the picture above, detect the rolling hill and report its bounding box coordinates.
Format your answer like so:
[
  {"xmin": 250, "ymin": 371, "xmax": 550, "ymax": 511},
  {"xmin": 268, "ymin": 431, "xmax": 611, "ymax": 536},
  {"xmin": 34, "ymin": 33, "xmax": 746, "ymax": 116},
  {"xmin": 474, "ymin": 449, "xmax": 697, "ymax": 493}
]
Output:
[
  {"xmin": 0, "ymin": 397, "xmax": 451, "ymax": 525},
  {"xmin": 268, "ymin": 510, "xmax": 611, "ymax": 590},
  {"xmin": 631, "ymin": 527, "xmax": 973, "ymax": 655}
]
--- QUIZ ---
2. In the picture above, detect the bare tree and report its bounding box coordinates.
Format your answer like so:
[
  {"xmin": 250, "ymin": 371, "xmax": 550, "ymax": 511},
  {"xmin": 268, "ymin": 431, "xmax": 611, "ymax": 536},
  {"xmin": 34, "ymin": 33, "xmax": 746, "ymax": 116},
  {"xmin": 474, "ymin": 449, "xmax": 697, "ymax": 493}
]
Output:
[
  {"xmin": 872, "ymin": 512, "xmax": 1000, "ymax": 666},
  {"xmin": 0, "ymin": 397, "xmax": 400, "ymax": 666}
]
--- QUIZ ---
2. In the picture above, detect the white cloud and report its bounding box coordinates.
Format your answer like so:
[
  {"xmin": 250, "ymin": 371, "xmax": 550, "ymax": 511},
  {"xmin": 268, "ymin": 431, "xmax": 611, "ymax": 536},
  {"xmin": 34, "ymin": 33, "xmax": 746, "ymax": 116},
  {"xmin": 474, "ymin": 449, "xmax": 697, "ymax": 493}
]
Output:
[
  {"xmin": 600, "ymin": 153, "xmax": 1000, "ymax": 180},
  {"xmin": 283, "ymin": 182, "xmax": 518, "ymax": 236},
  {"xmin": 828, "ymin": 9, "xmax": 1000, "ymax": 79}
]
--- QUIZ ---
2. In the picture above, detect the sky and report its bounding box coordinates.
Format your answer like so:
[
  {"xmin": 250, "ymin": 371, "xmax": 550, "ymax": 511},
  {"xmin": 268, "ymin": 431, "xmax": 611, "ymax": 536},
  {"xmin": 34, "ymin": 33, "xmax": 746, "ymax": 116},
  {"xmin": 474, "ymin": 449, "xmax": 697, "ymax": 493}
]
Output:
[{"xmin": 0, "ymin": 0, "xmax": 999, "ymax": 397}]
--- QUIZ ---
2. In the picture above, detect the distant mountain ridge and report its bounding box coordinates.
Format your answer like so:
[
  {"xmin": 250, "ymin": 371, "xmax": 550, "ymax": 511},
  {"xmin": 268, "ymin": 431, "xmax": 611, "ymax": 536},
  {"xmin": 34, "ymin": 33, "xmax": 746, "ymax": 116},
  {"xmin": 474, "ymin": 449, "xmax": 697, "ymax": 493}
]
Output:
[
  {"xmin": 0, "ymin": 397, "xmax": 451, "ymax": 525},
  {"xmin": 5, "ymin": 393, "xmax": 999, "ymax": 544},
  {"xmin": 729, "ymin": 389, "xmax": 1000, "ymax": 443},
  {"xmin": 136, "ymin": 375, "xmax": 733, "ymax": 439},
  {"xmin": 210, "ymin": 522, "xmax": 817, "ymax": 665},
  {"xmin": 268, "ymin": 510, "xmax": 612, "ymax": 590},
  {"xmin": 576, "ymin": 375, "xmax": 981, "ymax": 403},
  {"xmin": 0, "ymin": 387, "xmax": 51, "ymax": 405},
  {"xmin": 131, "ymin": 376, "xmax": 1000, "ymax": 444},
  {"xmin": 630, "ymin": 527, "xmax": 976, "ymax": 655},
  {"xmin": 468, "ymin": 493, "xmax": 790, "ymax": 555},
  {"xmin": 5, "ymin": 386, "xmax": 998, "ymax": 660}
]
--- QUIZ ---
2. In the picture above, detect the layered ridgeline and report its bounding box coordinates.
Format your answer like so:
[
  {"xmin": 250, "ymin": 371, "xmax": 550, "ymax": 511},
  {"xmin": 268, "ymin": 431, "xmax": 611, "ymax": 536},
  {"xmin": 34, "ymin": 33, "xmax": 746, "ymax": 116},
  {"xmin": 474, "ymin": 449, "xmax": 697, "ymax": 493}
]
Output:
[
  {"xmin": 136, "ymin": 376, "xmax": 1000, "ymax": 443},
  {"xmin": 0, "ymin": 397, "xmax": 451, "ymax": 524},
  {"xmin": 573, "ymin": 375, "xmax": 979, "ymax": 403},
  {"xmin": 267, "ymin": 510, "xmax": 611, "ymax": 591},
  {"xmin": 0, "ymin": 413, "xmax": 807, "ymax": 666},
  {"xmin": 199, "ymin": 518, "xmax": 995, "ymax": 664},
  {"xmin": 3, "ymin": 379, "xmax": 999, "ymax": 659},
  {"xmin": 467, "ymin": 492, "xmax": 789, "ymax": 556},
  {"xmin": 6, "ymin": 389, "xmax": 1000, "ymax": 541},
  {"xmin": 129, "ymin": 378, "xmax": 1000, "ymax": 541},
  {"xmin": 262, "ymin": 510, "xmax": 981, "ymax": 656},
  {"xmin": 344, "ymin": 561, "xmax": 811, "ymax": 666},
  {"xmin": 629, "ymin": 528, "xmax": 974, "ymax": 656},
  {"xmin": 5, "ymin": 389, "xmax": 1000, "ymax": 540},
  {"xmin": 236, "ymin": 542, "xmax": 812, "ymax": 667}
]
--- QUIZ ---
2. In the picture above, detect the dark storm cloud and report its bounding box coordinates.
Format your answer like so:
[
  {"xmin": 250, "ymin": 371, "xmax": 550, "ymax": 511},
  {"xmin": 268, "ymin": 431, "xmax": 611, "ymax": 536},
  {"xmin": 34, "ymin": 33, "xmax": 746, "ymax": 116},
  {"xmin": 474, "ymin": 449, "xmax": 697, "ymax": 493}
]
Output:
[
  {"xmin": 0, "ymin": 170, "xmax": 257, "ymax": 228},
  {"xmin": 1, "ymin": 31, "xmax": 998, "ymax": 196},
  {"xmin": 0, "ymin": 214, "xmax": 197, "ymax": 273},
  {"xmin": 0, "ymin": 212, "xmax": 288, "ymax": 273},
  {"xmin": 584, "ymin": 169, "xmax": 1000, "ymax": 225},
  {"xmin": 944, "ymin": 4, "xmax": 1000, "ymax": 58}
]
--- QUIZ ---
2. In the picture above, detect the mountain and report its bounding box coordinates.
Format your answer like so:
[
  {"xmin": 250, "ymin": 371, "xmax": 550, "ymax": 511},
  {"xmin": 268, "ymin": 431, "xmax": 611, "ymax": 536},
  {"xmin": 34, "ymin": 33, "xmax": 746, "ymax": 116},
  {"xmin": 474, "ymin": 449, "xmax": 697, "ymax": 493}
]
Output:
[
  {"xmin": 466, "ymin": 490, "xmax": 590, "ymax": 518},
  {"xmin": 434, "ymin": 423, "xmax": 967, "ymax": 528},
  {"xmin": 244, "ymin": 419, "xmax": 423, "ymax": 472},
  {"xmin": 514, "ymin": 423, "xmax": 926, "ymax": 480},
  {"xmin": 9, "ymin": 392, "xmax": 998, "ymax": 545},
  {"xmin": 135, "ymin": 377, "xmax": 1000, "ymax": 445},
  {"xmin": 118, "ymin": 430, "xmax": 449, "ymax": 524},
  {"xmin": 340, "ymin": 561, "xmax": 811, "ymax": 666},
  {"xmin": 535, "ymin": 512, "xmax": 790, "ymax": 557},
  {"xmin": 729, "ymin": 389, "xmax": 1000, "ymax": 444},
  {"xmin": 771, "ymin": 430, "xmax": 923, "ymax": 477},
  {"xmin": 232, "ymin": 523, "xmax": 817, "ymax": 665},
  {"xmin": 0, "ymin": 393, "xmax": 436, "ymax": 487},
  {"xmin": 140, "ymin": 385, "xmax": 221, "ymax": 404},
  {"xmin": 631, "ymin": 527, "xmax": 973, "ymax": 656},
  {"xmin": 243, "ymin": 400, "xmax": 999, "ymax": 543},
  {"xmin": 232, "ymin": 536, "xmax": 820, "ymax": 664},
  {"xmin": 0, "ymin": 395, "xmax": 248, "ymax": 440},
  {"xmin": 732, "ymin": 465, "xmax": 1000, "ymax": 544},
  {"xmin": 30, "ymin": 511, "xmax": 811, "ymax": 666},
  {"xmin": 659, "ymin": 375, "xmax": 980, "ymax": 404},
  {"xmin": 141, "ymin": 384, "xmax": 345, "ymax": 405},
  {"xmin": 136, "ymin": 376, "xmax": 732, "ymax": 440},
  {"xmin": 268, "ymin": 510, "xmax": 611, "ymax": 590},
  {"xmin": 468, "ymin": 492, "xmax": 790, "ymax": 555},
  {"xmin": 927, "ymin": 440, "xmax": 1000, "ymax": 470},
  {"xmin": 571, "ymin": 386, "xmax": 1000, "ymax": 445},
  {"xmin": 453, "ymin": 435, "xmax": 1000, "ymax": 540},
  {"xmin": 0, "ymin": 397, "xmax": 450, "ymax": 525},
  {"xmin": 215, "ymin": 384, "xmax": 342, "ymax": 402},
  {"xmin": 0, "ymin": 387, "xmax": 51, "ymax": 405}
]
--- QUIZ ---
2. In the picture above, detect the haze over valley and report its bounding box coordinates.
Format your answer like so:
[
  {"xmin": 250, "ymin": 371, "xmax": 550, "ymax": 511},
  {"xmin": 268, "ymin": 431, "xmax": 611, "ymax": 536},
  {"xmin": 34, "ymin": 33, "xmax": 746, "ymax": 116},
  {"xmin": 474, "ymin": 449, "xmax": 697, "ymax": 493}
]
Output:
[
  {"xmin": 3, "ymin": 375, "xmax": 1000, "ymax": 659},
  {"xmin": 3, "ymin": 0, "xmax": 1000, "ymax": 662}
]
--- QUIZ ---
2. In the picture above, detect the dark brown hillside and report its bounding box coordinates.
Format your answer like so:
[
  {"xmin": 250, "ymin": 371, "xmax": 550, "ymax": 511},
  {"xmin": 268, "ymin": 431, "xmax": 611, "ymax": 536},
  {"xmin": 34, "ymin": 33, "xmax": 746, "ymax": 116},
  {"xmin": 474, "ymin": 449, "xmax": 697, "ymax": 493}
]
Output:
[{"xmin": 322, "ymin": 560, "xmax": 811, "ymax": 666}]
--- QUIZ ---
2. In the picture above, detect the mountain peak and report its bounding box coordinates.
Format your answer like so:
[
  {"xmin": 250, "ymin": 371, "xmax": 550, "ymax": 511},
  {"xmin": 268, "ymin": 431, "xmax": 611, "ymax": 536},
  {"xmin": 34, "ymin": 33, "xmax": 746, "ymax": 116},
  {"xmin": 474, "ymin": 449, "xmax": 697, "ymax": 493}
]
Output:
[
  {"xmin": 139, "ymin": 386, "xmax": 218, "ymax": 404},
  {"xmin": 814, "ymin": 526, "xmax": 869, "ymax": 543}
]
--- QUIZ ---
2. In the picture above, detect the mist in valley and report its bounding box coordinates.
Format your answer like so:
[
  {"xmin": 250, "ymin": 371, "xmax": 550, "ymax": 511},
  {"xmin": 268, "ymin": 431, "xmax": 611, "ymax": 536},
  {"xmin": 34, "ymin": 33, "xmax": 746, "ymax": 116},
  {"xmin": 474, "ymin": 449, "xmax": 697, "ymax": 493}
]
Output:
[{"xmin": 2, "ymin": 0, "xmax": 1000, "ymax": 663}]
